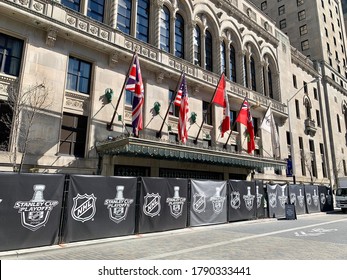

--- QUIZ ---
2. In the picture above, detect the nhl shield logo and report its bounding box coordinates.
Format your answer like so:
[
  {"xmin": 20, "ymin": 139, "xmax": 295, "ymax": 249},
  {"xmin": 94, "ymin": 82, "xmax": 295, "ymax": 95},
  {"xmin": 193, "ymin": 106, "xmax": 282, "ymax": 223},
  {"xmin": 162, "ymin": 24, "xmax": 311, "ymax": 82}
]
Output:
[
  {"xmin": 13, "ymin": 184, "xmax": 58, "ymax": 231},
  {"xmin": 104, "ymin": 186, "xmax": 133, "ymax": 224},
  {"xmin": 320, "ymin": 193, "xmax": 326, "ymax": 205},
  {"xmin": 166, "ymin": 186, "xmax": 186, "ymax": 219},
  {"xmin": 269, "ymin": 192, "xmax": 277, "ymax": 208},
  {"xmin": 71, "ymin": 193, "xmax": 97, "ymax": 222},
  {"xmin": 193, "ymin": 192, "xmax": 206, "ymax": 213},
  {"xmin": 143, "ymin": 193, "xmax": 161, "ymax": 217},
  {"xmin": 230, "ymin": 191, "xmax": 241, "ymax": 209}
]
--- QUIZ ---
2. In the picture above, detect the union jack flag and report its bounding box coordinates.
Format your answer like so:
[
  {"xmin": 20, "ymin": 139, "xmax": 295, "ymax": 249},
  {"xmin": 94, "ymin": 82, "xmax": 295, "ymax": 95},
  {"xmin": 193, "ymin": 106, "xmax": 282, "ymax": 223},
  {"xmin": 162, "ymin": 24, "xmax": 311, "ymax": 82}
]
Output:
[
  {"xmin": 125, "ymin": 54, "xmax": 144, "ymax": 137},
  {"xmin": 174, "ymin": 74, "xmax": 189, "ymax": 143}
]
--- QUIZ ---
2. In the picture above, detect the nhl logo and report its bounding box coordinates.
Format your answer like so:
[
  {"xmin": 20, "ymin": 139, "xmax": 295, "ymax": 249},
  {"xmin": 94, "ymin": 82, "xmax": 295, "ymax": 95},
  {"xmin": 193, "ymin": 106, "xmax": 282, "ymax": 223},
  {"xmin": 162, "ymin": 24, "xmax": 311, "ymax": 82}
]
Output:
[
  {"xmin": 313, "ymin": 190, "xmax": 319, "ymax": 207},
  {"xmin": 243, "ymin": 186, "xmax": 255, "ymax": 211},
  {"xmin": 210, "ymin": 187, "xmax": 225, "ymax": 214},
  {"xmin": 143, "ymin": 193, "xmax": 161, "ymax": 217},
  {"xmin": 13, "ymin": 184, "xmax": 58, "ymax": 231},
  {"xmin": 193, "ymin": 192, "xmax": 206, "ymax": 213},
  {"xmin": 290, "ymin": 193, "xmax": 297, "ymax": 205},
  {"xmin": 166, "ymin": 186, "xmax": 186, "ymax": 219},
  {"xmin": 104, "ymin": 186, "xmax": 133, "ymax": 224},
  {"xmin": 320, "ymin": 193, "xmax": 326, "ymax": 205},
  {"xmin": 256, "ymin": 186, "xmax": 263, "ymax": 209},
  {"xmin": 230, "ymin": 191, "xmax": 241, "ymax": 209},
  {"xmin": 71, "ymin": 193, "xmax": 97, "ymax": 222},
  {"xmin": 269, "ymin": 192, "xmax": 277, "ymax": 208},
  {"xmin": 306, "ymin": 193, "xmax": 312, "ymax": 206}
]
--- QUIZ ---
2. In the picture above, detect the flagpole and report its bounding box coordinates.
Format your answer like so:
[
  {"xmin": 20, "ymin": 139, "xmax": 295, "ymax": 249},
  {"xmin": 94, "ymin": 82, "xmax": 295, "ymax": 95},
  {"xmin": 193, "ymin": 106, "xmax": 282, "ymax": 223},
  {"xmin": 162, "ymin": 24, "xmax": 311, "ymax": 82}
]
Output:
[
  {"xmin": 107, "ymin": 52, "xmax": 137, "ymax": 131},
  {"xmin": 194, "ymin": 74, "xmax": 224, "ymax": 145},
  {"xmin": 156, "ymin": 72, "xmax": 184, "ymax": 138},
  {"xmin": 223, "ymin": 97, "xmax": 247, "ymax": 149}
]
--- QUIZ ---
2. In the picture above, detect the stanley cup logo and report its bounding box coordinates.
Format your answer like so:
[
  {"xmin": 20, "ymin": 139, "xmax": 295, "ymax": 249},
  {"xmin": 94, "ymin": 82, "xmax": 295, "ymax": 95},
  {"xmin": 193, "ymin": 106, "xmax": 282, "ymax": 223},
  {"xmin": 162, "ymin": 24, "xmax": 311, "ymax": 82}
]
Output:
[
  {"xmin": 297, "ymin": 189, "xmax": 305, "ymax": 207},
  {"xmin": 256, "ymin": 186, "xmax": 263, "ymax": 209},
  {"xmin": 104, "ymin": 185, "xmax": 133, "ymax": 224},
  {"xmin": 278, "ymin": 186, "xmax": 288, "ymax": 209},
  {"xmin": 313, "ymin": 189, "xmax": 319, "ymax": 207},
  {"xmin": 210, "ymin": 187, "xmax": 226, "ymax": 214},
  {"xmin": 166, "ymin": 186, "xmax": 186, "ymax": 219},
  {"xmin": 243, "ymin": 186, "xmax": 255, "ymax": 211},
  {"xmin": 14, "ymin": 184, "xmax": 58, "ymax": 231}
]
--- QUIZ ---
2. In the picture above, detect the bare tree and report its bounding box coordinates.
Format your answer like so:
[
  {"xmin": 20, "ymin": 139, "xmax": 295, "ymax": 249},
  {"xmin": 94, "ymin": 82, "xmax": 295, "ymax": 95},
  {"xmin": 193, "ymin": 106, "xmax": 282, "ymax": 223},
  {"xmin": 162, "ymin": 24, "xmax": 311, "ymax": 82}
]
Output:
[
  {"xmin": 301, "ymin": 151, "xmax": 318, "ymax": 184},
  {"xmin": 1, "ymin": 82, "xmax": 51, "ymax": 172}
]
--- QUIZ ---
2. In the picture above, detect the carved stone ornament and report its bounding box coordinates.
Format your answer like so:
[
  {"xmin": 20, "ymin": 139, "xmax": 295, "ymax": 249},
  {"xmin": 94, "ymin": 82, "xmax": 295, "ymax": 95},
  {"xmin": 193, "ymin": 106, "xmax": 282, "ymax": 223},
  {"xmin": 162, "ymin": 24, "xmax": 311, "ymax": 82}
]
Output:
[
  {"xmin": 46, "ymin": 27, "xmax": 58, "ymax": 47},
  {"xmin": 109, "ymin": 52, "xmax": 119, "ymax": 67},
  {"xmin": 156, "ymin": 72, "xmax": 165, "ymax": 84}
]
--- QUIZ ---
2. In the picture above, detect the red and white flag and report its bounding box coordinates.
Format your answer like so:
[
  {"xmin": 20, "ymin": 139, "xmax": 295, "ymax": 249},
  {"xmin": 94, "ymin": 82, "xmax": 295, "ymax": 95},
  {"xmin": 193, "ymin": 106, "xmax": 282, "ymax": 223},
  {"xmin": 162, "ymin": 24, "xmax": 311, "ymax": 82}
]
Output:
[{"xmin": 212, "ymin": 74, "xmax": 230, "ymax": 137}]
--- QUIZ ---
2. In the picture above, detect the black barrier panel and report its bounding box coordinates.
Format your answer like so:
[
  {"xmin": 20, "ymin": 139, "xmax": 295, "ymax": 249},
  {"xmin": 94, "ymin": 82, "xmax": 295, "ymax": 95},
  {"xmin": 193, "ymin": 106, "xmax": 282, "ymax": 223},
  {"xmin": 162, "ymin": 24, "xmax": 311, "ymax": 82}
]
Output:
[
  {"xmin": 0, "ymin": 173, "xmax": 65, "ymax": 252},
  {"xmin": 190, "ymin": 180, "xmax": 227, "ymax": 227},
  {"xmin": 228, "ymin": 180, "xmax": 256, "ymax": 222},
  {"xmin": 288, "ymin": 184, "xmax": 306, "ymax": 215},
  {"xmin": 138, "ymin": 177, "xmax": 188, "ymax": 234},
  {"xmin": 62, "ymin": 175, "xmax": 137, "ymax": 243},
  {"xmin": 304, "ymin": 185, "xmax": 320, "ymax": 214},
  {"xmin": 267, "ymin": 184, "xmax": 288, "ymax": 218},
  {"xmin": 318, "ymin": 186, "xmax": 334, "ymax": 212},
  {"xmin": 255, "ymin": 180, "xmax": 267, "ymax": 218}
]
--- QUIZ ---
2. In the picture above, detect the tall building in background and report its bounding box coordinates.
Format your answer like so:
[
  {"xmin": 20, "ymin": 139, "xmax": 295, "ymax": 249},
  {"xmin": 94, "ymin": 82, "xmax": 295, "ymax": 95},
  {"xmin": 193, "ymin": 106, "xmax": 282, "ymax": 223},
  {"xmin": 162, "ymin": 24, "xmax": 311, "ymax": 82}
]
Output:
[
  {"xmin": 251, "ymin": 0, "xmax": 347, "ymax": 187},
  {"xmin": 2, "ymin": 0, "xmax": 346, "ymax": 187}
]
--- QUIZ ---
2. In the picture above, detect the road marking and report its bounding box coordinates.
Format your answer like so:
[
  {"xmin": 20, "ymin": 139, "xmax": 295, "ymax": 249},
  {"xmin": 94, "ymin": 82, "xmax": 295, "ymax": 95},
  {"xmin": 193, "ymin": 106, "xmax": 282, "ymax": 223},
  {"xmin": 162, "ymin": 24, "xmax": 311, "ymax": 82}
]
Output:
[
  {"xmin": 138, "ymin": 217, "xmax": 347, "ymax": 260},
  {"xmin": 294, "ymin": 227, "xmax": 338, "ymax": 236}
]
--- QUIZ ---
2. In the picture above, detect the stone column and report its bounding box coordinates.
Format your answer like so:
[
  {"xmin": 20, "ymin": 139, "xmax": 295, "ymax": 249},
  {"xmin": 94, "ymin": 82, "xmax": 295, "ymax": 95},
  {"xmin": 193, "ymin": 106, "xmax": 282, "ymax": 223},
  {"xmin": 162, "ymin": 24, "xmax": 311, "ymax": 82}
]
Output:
[
  {"xmin": 153, "ymin": 0, "xmax": 164, "ymax": 49},
  {"xmin": 109, "ymin": 0, "xmax": 118, "ymax": 28},
  {"xmin": 81, "ymin": 0, "xmax": 88, "ymax": 16},
  {"xmin": 237, "ymin": 50, "xmax": 246, "ymax": 86},
  {"xmin": 245, "ymin": 50, "xmax": 252, "ymax": 89},
  {"xmin": 170, "ymin": 14, "xmax": 176, "ymax": 55},
  {"xmin": 263, "ymin": 60, "xmax": 269, "ymax": 97},
  {"xmin": 188, "ymin": 21, "xmax": 196, "ymax": 63},
  {"xmin": 225, "ymin": 41, "xmax": 231, "ymax": 78},
  {"xmin": 131, "ymin": 0, "xmax": 139, "ymax": 37}
]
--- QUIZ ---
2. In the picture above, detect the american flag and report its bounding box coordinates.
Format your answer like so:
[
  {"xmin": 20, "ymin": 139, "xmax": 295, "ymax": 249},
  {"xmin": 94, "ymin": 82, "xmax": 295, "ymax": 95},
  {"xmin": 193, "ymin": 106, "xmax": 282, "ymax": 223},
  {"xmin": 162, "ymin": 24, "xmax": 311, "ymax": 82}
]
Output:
[
  {"xmin": 174, "ymin": 74, "xmax": 189, "ymax": 143},
  {"xmin": 125, "ymin": 54, "xmax": 144, "ymax": 137}
]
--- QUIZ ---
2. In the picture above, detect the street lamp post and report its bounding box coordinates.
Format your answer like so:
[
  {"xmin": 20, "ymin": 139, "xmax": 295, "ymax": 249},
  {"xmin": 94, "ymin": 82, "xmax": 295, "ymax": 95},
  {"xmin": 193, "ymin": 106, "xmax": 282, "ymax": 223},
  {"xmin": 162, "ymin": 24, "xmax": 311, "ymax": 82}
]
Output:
[{"xmin": 287, "ymin": 78, "xmax": 317, "ymax": 184}]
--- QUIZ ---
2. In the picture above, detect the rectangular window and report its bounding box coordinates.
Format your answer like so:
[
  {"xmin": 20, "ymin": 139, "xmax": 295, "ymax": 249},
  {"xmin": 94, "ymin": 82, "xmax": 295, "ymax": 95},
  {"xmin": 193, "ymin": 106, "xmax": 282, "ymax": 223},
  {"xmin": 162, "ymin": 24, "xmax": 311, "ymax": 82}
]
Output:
[
  {"xmin": 309, "ymin": 139, "xmax": 315, "ymax": 152},
  {"xmin": 137, "ymin": 0, "xmax": 150, "ymax": 43},
  {"xmin": 295, "ymin": 99, "xmax": 301, "ymax": 119},
  {"xmin": 297, "ymin": 0, "xmax": 304, "ymax": 6},
  {"xmin": 66, "ymin": 56, "xmax": 92, "ymax": 95},
  {"xmin": 293, "ymin": 75, "xmax": 297, "ymax": 88},
  {"xmin": 300, "ymin": 25, "xmax": 308, "ymax": 36},
  {"xmin": 230, "ymin": 110, "xmax": 238, "ymax": 131},
  {"xmin": 332, "ymin": 23, "xmax": 335, "ymax": 32},
  {"xmin": 117, "ymin": 0, "xmax": 132, "ymax": 34},
  {"xmin": 286, "ymin": 131, "xmax": 291, "ymax": 145},
  {"xmin": 301, "ymin": 40, "xmax": 309, "ymax": 51},
  {"xmin": 314, "ymin": 88, "xmax": 318, "ymax": 100},
  {"xmin": 325, "ymin": 28, "xmax": 328, "ymax": 37},
  {"xmin": 316, "ymin": 110, "xmax": 321, "ymax": 127},
  {"xmin": 344, "ymin": 160, "xmax": 347, "ymax": 176},
  {"xmin": 298, "ymin": 10, "xmax": 306, "ymax": 21},
  {"xmin": 0, "ymin": 101, "xmax": 12, "ymax": 151},
  {"xmin": 261, "ymin": 1, "xmax": 267, "ymax": 10},
  {"xmin": 169, "ymin": 89, "xmax": 179, "ymax": 117},
  {"xmin": 87, "ymin": 0, "xmax": 105, "ymax": 22},
  {"xmin": 59, "ymin": 112, "xmax": 88, "ymax": 157},
  {"xmin": 0, "ymin": 32, "xmax": 24, "ymax": 77},
  {"xmin": 334, "ymin": 37, "xmax": 337, "ymax": 46},
  {"xmin": 280, "ymin": 19, "xmax": 286, "ymax": 29},
  {"xmin": 303, "ymin": 81, "xmax": 308, "ymax": 93},
  {"xmin": 125, "ymin": 89, "xmax": 133, "ymax": 106},
  {"xmin": 323, "ymin": 14, "xmax": 326, "ymax": 22},
  {"xmin": 61, "ymin": 0, "xmax": 80, "ymax": 12},
  {"xmin": 253, "ymin": 117, "xmax": 259, "ymax": 137},
  {"xmin": 278, "ymin": 5, "xmax": 285, "ymax": 15},
  {"xmin": 203, "ymin": 101, "xmax": 212, "ymax": 125}
]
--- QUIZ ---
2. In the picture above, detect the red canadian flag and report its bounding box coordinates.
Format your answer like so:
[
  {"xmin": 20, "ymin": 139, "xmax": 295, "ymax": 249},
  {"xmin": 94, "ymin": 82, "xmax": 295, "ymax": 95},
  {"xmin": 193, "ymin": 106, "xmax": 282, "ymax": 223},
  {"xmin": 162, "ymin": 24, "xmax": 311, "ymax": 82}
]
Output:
[{"xmin": 212, "ymin": 74, "xmax": 230, "ymax": 137}]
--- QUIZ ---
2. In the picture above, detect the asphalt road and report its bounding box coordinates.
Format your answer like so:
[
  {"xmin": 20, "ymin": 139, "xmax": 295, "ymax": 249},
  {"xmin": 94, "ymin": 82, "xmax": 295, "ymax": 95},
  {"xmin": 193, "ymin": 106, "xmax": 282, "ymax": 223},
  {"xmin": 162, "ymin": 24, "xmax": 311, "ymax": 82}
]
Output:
[{"xmin": 1, "ymin": 210, "xmax": 347, "ymax": 260}]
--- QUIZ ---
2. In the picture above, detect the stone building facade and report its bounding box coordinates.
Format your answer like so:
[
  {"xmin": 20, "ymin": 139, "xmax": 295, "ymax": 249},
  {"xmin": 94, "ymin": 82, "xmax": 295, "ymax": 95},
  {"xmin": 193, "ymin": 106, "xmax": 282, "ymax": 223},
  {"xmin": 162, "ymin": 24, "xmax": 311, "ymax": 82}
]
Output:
[{"xmin": 0, "ymin": 0, "xmax": 335, "ymax": 186}]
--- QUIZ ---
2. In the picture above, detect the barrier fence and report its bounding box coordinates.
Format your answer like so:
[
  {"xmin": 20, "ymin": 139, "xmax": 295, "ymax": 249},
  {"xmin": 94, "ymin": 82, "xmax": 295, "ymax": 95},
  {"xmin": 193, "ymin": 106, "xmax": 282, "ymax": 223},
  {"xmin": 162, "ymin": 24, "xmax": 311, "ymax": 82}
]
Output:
[{"xmin": 0, "ymin": 173, "xmax": 334, "ymax": 252}]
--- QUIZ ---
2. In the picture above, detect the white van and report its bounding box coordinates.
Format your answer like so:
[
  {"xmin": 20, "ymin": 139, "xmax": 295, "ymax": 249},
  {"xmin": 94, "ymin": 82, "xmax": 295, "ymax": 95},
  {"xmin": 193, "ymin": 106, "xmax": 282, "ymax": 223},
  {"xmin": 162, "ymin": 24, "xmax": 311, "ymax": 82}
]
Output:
[{"xmin": 335, "ymin": 177, "xmax": 347, "ymax": 213}]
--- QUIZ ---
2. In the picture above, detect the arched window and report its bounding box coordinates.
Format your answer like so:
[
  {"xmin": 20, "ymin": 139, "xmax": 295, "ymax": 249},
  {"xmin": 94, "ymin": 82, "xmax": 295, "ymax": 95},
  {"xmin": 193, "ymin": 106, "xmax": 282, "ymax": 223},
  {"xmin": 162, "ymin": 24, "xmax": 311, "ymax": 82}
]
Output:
[
  {"xmin": 193, "ymin": 26, "xmax": 201, "ymax": 66},
  {"xmin": 117, "ymin": 0, "xmax": 132, "ymax": 34},
  {"xmin": 160, "ymin": 6, "xmax": 170, "ymax": 52},
  {"xmin": 230, "ymin": 45, "xmax": 236, "ymax": 82},
  {"xmin": 175, "ymin": 13, "xmax": 184, "ymax": 58},
  {"xmin": 268, "ymin": 68, "xmax": 273, "ymax": 99},
  {"xmin": 137, "ymin": 0, "xmax": 150, "ymax": 43},
  {"xmin": 221, "ymin": 41, "xmax": 226, "ymax": 74},
  {"xmin": 205, "ymin": 30, "xmax": 213, "ymax": 71},
  {"xmin": 250, "ymin": 56, "xmax": 256, "ymax": 91}
]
